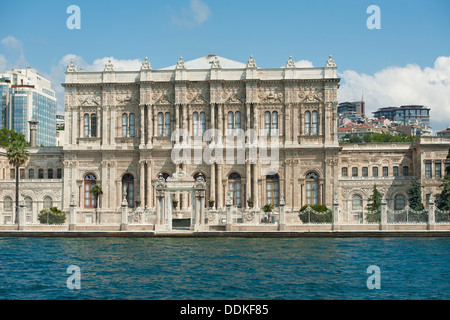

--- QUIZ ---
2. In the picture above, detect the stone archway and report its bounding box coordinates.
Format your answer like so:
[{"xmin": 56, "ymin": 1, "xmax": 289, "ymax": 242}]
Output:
[{"xmin": 154, "ymin": 170, "xmax": 206, "ymax": 232}]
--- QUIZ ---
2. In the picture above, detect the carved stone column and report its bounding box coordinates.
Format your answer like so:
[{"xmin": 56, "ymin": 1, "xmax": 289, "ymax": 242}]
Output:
[
  {"xmin": 147, "ymin": 104, "xmax": 153, "ymax": 146},
  {"xmin": 140, "ymin": 104, "xmax": 145, "ymax": 145},
  {"xmin": 69, "ymin": 193, "xmax": 77, "ymax": 231}
]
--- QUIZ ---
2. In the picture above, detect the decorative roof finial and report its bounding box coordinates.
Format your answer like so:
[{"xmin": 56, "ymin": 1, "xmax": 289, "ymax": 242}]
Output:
[
  {"xmin": 104, "ymin": 58, "xmax": 115, "ymax": 71},
  {"xmin": 141, "ymin": 56, "xmax": 152, "ymax": 70},
  {"xmin": 66, "ymin": 59, "xmax": 77, "ymax": 72},
  {"xmin": 176, "ymin": 56, "xmax": 186, "ymax": 69},
  {"xmin": 246, "ymin": 54, "xmax": 257, "ymax": 68},
  {"xmin": 326, "ymin": 54, "xmax": 336, "ymax": 67},
  {"xmin": 285, "ymin": 56, "xmax": 295, "ymax": 68}
]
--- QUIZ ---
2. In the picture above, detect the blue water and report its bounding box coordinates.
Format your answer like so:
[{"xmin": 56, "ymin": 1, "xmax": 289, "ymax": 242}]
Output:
[{"xmin": 0, "ymin": 237, "xmax": 449, "ymax": 300}]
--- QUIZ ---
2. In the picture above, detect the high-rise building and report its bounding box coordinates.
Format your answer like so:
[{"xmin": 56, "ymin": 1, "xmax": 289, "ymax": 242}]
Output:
[
  {"xmin": 337, "ymin": 100, "xmax": 365, "ymax": 121},
  {"xmin": 372, "ymin": 105, "xmax": 430, "ymax": 128},
  {"xmin": 0, "ymin": 68, "xmax": 57, "ymax": 146}
]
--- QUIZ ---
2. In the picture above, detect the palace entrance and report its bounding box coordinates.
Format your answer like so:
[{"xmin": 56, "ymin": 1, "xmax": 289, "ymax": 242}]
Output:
[{"xmin": 154, "ymin": 170, "xmax": 206, "ymax": 231}]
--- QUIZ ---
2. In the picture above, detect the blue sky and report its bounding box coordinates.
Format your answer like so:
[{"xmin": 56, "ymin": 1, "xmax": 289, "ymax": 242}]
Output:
[{"xmin": 1, "ymin": 0, "xmax": 449, "ymax": 131}]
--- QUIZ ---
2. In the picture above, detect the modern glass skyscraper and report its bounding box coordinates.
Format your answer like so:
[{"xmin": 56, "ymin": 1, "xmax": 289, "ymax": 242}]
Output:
[{"xmin": 0, "ymin": 69, "xmax": 57, "ymax": 146}]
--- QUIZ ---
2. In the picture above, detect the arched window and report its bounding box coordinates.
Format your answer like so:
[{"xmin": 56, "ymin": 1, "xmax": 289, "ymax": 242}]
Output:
[
  {"xmin": 265, "ymin": 111, "xmax": 271, "ymax": 135},
  {"xmin": 352, "ymin": 195, "xmax": 362, "ymax": 210},
  {"xmin": 305, "ymin": 172, "xmax": 319, "ymax": 205},
  {"xmin": 272, "ymin": 111, "xmax": 278, "ymax": 135},
  {"xmin": 43, "ymin": 196, "xmax": 52, "ymax": 209},
  {"xmin": 266, "ymin": 174, "xmax": 280, "ymax": 206},
  {"xmin": 84, "ymin": 114, "xmax": 90, "ymax": 137},
  {"xmin": 158, "ymin": 112, "xmax": 164, "ymax": 136},
  {"xmin": 122, "ymin": 174, "xmax": 135, "ymax": 207},
  {"xmin": 228, "ymin": 173, "xmax": 242, "ymax": 208},
  {"xmin": 394, "ymin": 194, "xmax": 405, "ymax": 210},
  {"xmin": 235, "ymin": 111, "xmax": 241, "ymax": 130},
  {"xmin": 4, "ymin": 197, "xmax": 12, "ymax": 212},
  {"xmin": 91, "ymin": 114, "xmax": 97, "ymax": 137},
  {"xmin": 312, "ymin": 111, "xmax": 318, "ymax": 135},
  {"xmin": 129, "ymin": 113, "xmax": 135, "ymax": 137},
  {"xmin": 48, "ymin": 169, "xmax": 53, "ymax": 179},
  {"xmin": 305, "ymin": 111, "xmax": 311, "ymax": 135},
  {"xmin": 165, "ymin": 112, "xmax": 171, "ymax": 136},
  {"xmin": 228, "ymin": 111, "xmax": 234, "ymax": 135},
  {"xmin": 84, "ymin": 174, "xmax": 97, "ymax": 208},
  {"xmin": 25, "ymin": 197, "xmax": 33, "ymax": 212},
  {"xmin": 193, "ymin": 112, "xmax": 199, "ymax": 135},
  {"xmin": 122, "ymin": 113, "xmax": 128, "ymax": 137},
  {"xmin": 160, "ymin": 172, "xmax": 170, "ymax": 181},
  {"xmin": 200, "ymin": 112, "xmax": 206, "ymax": 134}
]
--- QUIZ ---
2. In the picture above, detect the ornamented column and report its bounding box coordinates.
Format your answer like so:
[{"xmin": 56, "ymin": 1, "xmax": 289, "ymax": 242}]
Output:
[
  {"xmin": 69, "ymin": 193, "xmax": 77, "ymax": 231},
  {"xmin": 210, "ymin": 163, "xmax": 216, "ymax": 208},
  {"xmin": 147, "ymin": 104, "xmax": 153, "ymax": 146},
  {"xmin": 246, "ymin": 160, "xmax": 251, "ymax": 208},
  {"xmin": 278, "ymin": 193, "xmax": 286, "ymax": 231},
  {"xmin": 154, "ymin": 173, "xmax": 167, "ymax": 231},
  {"xmin": 210, "ymin": 103, "xmax": 215, "ymax": 142},
  {"xmin": 146, "ymin": 160, "xmax": 152, "ymax": 208},
  {"xmin": 332, "ymin": 190, "xmax": 340, "ymax": 231},
  {"xmin": 140, "ymin": 160, "xmax": 145, "ymax": 207},
  {"xmin": 380, "ymin": 193, "xmax": 388, "ymax": 230},
  {"xmin": 120, "ymin": 195, "xmax": 128, "ymax": 231},
  {"xmin": 217, "ymin": 164, "xmax": 223, "ymax": 208},
  {"xmin": 18, "ymin": 196, "xmax": 26, "ymax": 231},
  {"xmin": 427, "ymin": 190, "xmax": 435, "ymax": 230},
  {"xmin": 226, "ymin": 194, "xmax": 233, "ymax": 231},
  {"xmin": 140, "ymin": 104, "xmax": 145, "ymax": 145},
  {"xmin": 194, "ymin": 175, "xmax": 206, "ymax": 232}
]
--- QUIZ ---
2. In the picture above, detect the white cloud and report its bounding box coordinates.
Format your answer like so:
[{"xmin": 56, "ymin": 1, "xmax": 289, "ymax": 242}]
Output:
[
  {"xmin": 172, "ymin": 0, "xmax": 211, "ymax": 28},
  {"xmin": 296, "ymin": 60, "xmax": 314, "ymax": 68},
  {"xmin": 0, "ymin": 36, "xmax": 28, "ymax": 70},
  {"xmin": 338, "ymin": 56, "xmax": 450, "ymax": 130}
]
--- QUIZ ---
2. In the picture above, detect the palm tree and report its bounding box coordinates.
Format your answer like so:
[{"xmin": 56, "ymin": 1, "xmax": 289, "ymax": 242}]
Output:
[
  {"xmin": 7, "ymin": 140, "xmax": 29, "ymax": 224},
  {"xmin": 91, "ymin": 184, "xmax": 103, "ymax": 224}
]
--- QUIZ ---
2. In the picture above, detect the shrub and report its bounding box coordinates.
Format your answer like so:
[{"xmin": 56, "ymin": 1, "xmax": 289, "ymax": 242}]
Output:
[
  {"xmin": 299, "ymin": 205, "xmax": 332, "ymax": 223},
  {"xmin": 38, "ymin": 207, "xmax": 66, "ymax": 224}
]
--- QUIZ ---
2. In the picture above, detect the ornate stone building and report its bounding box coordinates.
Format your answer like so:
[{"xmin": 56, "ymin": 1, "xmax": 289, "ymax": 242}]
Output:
[{"xmin": 1, "ymin": 54, "xmax": 449, "ymax": 226}]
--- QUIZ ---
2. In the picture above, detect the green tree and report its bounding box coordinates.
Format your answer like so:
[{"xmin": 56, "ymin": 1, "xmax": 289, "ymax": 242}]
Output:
[
  {"xmin": 38, "ymin": 207, "xmax": 66, "ymax": 224},
  {"xmin": 366, "ymin": 184, "xmax": 382, "ymax": 212},
  {"xmin": 92, "ymin": 184, "xmax": 103, "ymax": 223},
  {"xmin": 0, "ymin": 127, "xmax": 28, "ymax": 147},
  {"xmin": 7, "ymin": 140, "xmax": 29, "ymax": 223},
  {"xmin": 407, "ymin": 179, "xmax": 424, "ymax": 211}
]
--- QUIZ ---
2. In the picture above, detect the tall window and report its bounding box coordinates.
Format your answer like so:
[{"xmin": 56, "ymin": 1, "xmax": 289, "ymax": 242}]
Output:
[
  {"xmin": 25, "ymin": 197, "xmax": 33, "ymax": 212},
  {"xmin": 84, "ymin": 174, "xmax": 97, "ymax": 208},
  {"xmin": 436, "ymin": 162, "xmax": 442, "ymax": 179},
  {"xmin": 402, "ymin": 166, "xmax": 409, "ymax": 177},
  {"xmin": 43, "ymin": 197, "xmax": 52, "ymax": 209},
  {"xmin": 425, "ymin": 161, "xmax": 432, "ymax": 178},
  {"xmin": 20, "ymin": 169, "xmax": 25, "ymax": 179},
  {"xmin": 362, "ymin": 167, "xmax": 368, "ymax": 177},
  {"xmin": 158, "ymin": 112, "xmax": 164, "ymax": 136},
  {"xmin": 383, "ymin": 166, "xmax": 388, "ymax": 177},
  {"xmin": 342, "ymin": 167, "xmax": 348, "ymax": 177},
  {"xmin": 200, "ymin": 112, "xmax": 206, "ymax": 134},
  {"xmin": 305, "ymin": 172, "xmax": 319, "ymax": 205},
  {"xmin": 393, "ymin": 166, "xmax": 399, "ymax": 177},
  {"xmin": 227, "ymin": 111, "xmax": 241, "ymax": 135},
  {"xmin": 122, "ymin": 113, "xmax": 128, "ymax": 137},
  {"xmin": 352, "ymin": 195, "xmax": 362, "ymax": 210},
  {"xmin": 372, "ymin": 167, "xmax": 378, "ymax": 177},
  {"xmin": 305, "ymin": 111, "xmax": 311, "ymax": 135},
  {"xmin": 84, "ymin": 113, "xmax": 97, "ymax": 137},
  {"xmin": 394, "ymin": 194, "xmax": 405, "ymax": 210},
  {"xmin": 57, "ymin": 168, "xmax": 62, "ymax": 179},
  {"xmin": 235, "ymin": 111, "xmax": 241, "ymax": 131},
  {"xmin": 38, "ymin": 169, "xmax": 44, "ymax": 179},
  {"xmin": 91, "ymin": 114, "xmax": 97, "ymax": 137},
  {"xmin": 193, "ymin": 112, "xmax": 199, "ymax": 135},
  {"xmin": 4, "ymin": 197, "xmax": 12, "ymax": 212},
  {"xmin": 312, "ymin": 111, "xmax": 319, "ymax": 135},
  {"xmin": 266, "ymin": 174, "xmax": 280, "ymax": 206},
  {"xmin": 228, "ymin": 111, "xmax": 234, "ymax": 135},
  {"xmin": 129, "ymin": 113, "xmax": 135, "ymax": 137},
  {"xmin": 165, "ymin": 112, "xmax": 171, "ymax": 136},
  {"xmin": 352, "ymin": 167, "xmax": 358, "ymax": 177},
  {"xmin": 122, "ymin": 174, "xmax": 135, "ymax": 208},
  {"xmin": 228, "ymin": 173, "xmax": 242, "ymax": 207},
  {"xmin": 48, "ymin": 169, "xmax": 53, "ymax": 179},
  {"xmin": 84, "ymin": 114, "xmax": 90, "ymax": 137},
  {"xmin": 29, "ymin": 169, "xmax": 34, "ymax": 179}
]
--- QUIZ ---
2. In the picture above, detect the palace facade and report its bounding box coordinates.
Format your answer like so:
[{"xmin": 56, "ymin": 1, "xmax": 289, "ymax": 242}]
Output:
[{"xmin": 0, "ymin": 54, "xmax": 449, "ymax": 225}]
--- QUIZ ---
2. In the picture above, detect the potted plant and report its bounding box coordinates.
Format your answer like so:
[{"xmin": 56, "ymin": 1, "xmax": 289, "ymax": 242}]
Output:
[
  {"xmin": 208, "ymin": 197, "xmax": 215, "ymax": 208},
  {"xmin": 172, "ymin": 195, "xmax": 178, "ymax": 209},
  {"xmin": 247, "ymin": 197, "xmax": 254, "ymax": 208},
  {"xmin": 262, "ymin": 203, "xmax": 275, "ymax": 223}
]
